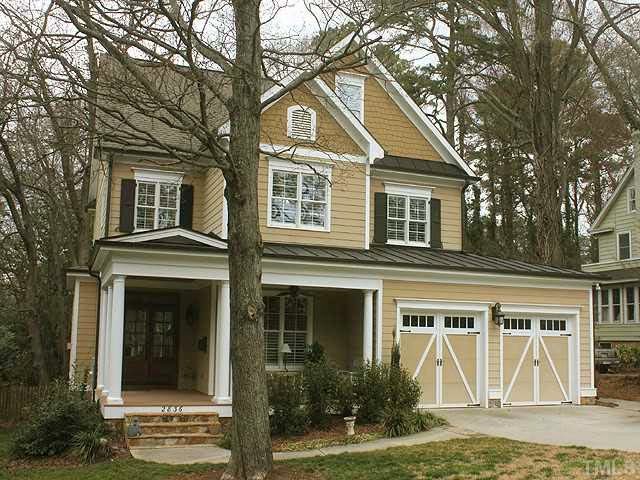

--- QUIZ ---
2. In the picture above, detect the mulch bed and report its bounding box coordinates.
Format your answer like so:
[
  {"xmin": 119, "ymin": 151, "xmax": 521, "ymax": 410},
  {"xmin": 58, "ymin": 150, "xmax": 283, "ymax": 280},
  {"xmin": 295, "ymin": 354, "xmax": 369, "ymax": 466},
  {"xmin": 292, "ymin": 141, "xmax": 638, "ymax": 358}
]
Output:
[
  {"xmin": 596, "ymin": 372, "xmax": 640, "ymax": 401},
  {"xmin": 4, "ymin": 439, "xmax": 130, "ymax": 470},
  {"xmin": 170, "ymin": 465, "xmax": 325, "ymax": 480},
  {"xmin": 271, "ymin": 416, "xmax": 384, "ymax": 452}
]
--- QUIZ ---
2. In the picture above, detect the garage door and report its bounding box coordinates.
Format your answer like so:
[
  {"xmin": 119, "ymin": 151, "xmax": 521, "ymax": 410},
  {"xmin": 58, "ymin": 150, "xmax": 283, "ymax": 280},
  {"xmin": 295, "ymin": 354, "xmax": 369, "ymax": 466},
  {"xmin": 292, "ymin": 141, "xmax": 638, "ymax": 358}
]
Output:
[
  {"xmin": 502, "ymin": 316, "xmax": 572, "ymax": 406},
  {"xmin": 399, "ymin": 312, "xmax": 482, "ymax": 408}
]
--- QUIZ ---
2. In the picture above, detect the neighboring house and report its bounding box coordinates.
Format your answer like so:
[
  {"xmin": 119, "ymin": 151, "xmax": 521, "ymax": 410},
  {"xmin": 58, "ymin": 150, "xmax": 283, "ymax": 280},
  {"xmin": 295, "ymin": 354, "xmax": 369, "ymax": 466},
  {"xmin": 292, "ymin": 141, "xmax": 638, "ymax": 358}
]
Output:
[
  {"xmin": 67, "ymin": 42, "xmax": 598, "ymax": 421},
  {"xmin": 583, "ymin": 132, "xmax": 640, "ymax": 349}
]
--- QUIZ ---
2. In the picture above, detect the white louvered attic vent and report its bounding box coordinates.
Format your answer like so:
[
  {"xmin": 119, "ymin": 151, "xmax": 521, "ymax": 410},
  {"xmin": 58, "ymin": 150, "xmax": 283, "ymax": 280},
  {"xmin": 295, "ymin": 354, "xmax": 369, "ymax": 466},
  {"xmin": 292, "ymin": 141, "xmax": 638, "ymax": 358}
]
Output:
[{"xmin": 287, "ymin": 106, "xmax": 316, "ymax": 142}]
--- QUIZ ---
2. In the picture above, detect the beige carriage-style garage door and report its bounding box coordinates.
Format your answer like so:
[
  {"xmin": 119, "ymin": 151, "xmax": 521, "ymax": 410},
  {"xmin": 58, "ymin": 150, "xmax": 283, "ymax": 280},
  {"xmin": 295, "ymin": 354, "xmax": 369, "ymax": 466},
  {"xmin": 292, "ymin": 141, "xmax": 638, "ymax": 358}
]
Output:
[
  {"xmin": 399, "ymin": 312, "xmax": 483, "ymax": 408},
  {"xmin": 502, "ymin": 316, "xmax": 573, "ymax": 406}
]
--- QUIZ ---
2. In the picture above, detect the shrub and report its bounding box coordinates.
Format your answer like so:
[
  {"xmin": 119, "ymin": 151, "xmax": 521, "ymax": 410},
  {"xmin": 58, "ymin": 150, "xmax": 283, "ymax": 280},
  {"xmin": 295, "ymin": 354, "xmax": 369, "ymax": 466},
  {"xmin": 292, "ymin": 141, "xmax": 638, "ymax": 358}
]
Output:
[
  {"xmin": 73, "ymin": 423, "xmax": 112, "ymax": 464},
  {"xmin": 412, "ymin": 411, "xmax": 447, "ymax": 432},
  {"xmin": 267, "ymin": 373, "xmax": 307, "ymax": 436},
  {"xmin": 334, "ymin": 372, "xmax": 355, "ymax": 417},
  {"xmin": 382, "ymin": 345, "xmax": 421, "ymax": 437},
  {"xmin": 10, "ymin": 378, "xmax": 104, "ymax": 458},
  {"xmin": 616, "ymin": 344, "xmax": 640, "ymax": 370},
  {"xmin": 303, "ymin": 346, "xmax": 338, "ymax": 428},
  {"xmin": 353, "ymin": 361, "xmax": 390, "ymax": 424}
]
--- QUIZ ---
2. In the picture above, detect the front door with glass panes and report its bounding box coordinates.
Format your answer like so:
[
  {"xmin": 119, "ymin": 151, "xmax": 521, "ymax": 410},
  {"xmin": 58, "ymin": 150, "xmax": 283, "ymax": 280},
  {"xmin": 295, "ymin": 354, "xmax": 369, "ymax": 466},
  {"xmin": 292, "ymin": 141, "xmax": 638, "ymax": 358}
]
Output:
[
  {"xmin": 399, "ymin": 312, "xmax": 481, "ymax": 408},
  {"xmin": 123, "ymin": 294, "xmax": 178, "ymax": 389},
  {"xmin": 502, "ymin": 316, "xmax": 573, "ymax": 406}
]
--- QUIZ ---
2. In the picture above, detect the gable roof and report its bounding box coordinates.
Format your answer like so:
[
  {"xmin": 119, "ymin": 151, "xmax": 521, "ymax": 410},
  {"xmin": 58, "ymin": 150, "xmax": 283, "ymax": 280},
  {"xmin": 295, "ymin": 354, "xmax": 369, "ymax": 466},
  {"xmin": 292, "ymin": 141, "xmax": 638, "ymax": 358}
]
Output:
[{"xmin": 591, "ymin": 165, "xmax": 634, "ymax": 231}]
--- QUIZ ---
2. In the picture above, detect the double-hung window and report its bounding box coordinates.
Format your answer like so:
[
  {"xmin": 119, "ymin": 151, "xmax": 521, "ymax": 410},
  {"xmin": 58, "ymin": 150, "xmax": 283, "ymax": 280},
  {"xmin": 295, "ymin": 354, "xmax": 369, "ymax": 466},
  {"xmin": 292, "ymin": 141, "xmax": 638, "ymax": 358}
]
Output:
[
  {"xmin": 133, "ymin": 170, "xmax": 183, "ymax": 231},
  {"xmin": 263, "ymin": 295, "xmax": 312, "ymax": 369},
  {"xmin": 385, "ymin": 184, "xmax": 431, "ymax": 246},
  {"xmin": 335, "ymin": 73, "xmax": 365, "ymax": 121},
  {"xmin": 629, "ymin": 188, "xmax": 637, "ymax": 212},
  {"xmin": 618, "ymin": 232, "xmax": 631, "ymax": 260},
  {"xmin": 268, "ymin": 159, "xmax": 331, "ymax": 230}
]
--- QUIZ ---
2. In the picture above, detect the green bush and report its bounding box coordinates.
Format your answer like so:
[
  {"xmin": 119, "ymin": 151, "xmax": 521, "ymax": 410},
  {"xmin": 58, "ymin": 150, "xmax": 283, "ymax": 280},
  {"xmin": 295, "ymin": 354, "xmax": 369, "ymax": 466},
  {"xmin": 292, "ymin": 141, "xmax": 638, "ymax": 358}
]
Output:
[
  {"xmin": 73, "ymin": 423, "xmax": 112, "ymax": 464},
  {"xmin": 303, "ymin": 345, "xmax": 338, "ymax": 428},
  {"xmin": 10, "ymin": 378, "xmax": 104, "ymax": 458},
  {"xmin": 267, "ymin": 373, "xmax": 308, "ymax": 436},
  {"xmin": 616, "ymin": 344, "xmax": 640, "ymax": 370},
  {"xmin": 353, "ymin": 361, "xmax": 390, "ymax": 424},
  {"xmin": 334, "ymin": 373, "xmax": 355, "ymax": 417},
  {"xmin": 412, "ymin": 411, "xmax": 447, "ymax": 431}
]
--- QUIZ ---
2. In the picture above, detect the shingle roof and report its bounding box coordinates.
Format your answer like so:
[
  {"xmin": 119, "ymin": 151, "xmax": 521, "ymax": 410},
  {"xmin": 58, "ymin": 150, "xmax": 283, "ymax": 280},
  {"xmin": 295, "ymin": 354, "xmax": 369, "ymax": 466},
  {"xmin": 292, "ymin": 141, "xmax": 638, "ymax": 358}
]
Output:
[
  {"xmin": 95, "ymin": 230, "xmax": 600, "ymax": 280},
  {"xmin": 374, "ymin": 155, "xmax": 478, "ymax": 181}
]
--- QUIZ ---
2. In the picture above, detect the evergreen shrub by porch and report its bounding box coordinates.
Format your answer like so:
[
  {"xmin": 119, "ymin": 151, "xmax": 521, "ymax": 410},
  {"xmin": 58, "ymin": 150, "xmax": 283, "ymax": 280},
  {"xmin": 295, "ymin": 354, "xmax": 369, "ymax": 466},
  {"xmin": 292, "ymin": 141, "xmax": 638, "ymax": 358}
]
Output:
[
  {"xmin": 10, "ymin": 377, "xmax": 105, "ymax": 458},
  {"xmin": 334, "ymin": 372, "xmax": 355, "ymax": 417},
  {"xmin": 353, "ymin": 361, "xmax": 390, "ymax": 424},
  {"xmin": 267, "ymin": 373, "xmax": 307, "ymax": 435},
  {"xmin": 303, "ymin": 342, "xmax": 339, "ymax": 428}
]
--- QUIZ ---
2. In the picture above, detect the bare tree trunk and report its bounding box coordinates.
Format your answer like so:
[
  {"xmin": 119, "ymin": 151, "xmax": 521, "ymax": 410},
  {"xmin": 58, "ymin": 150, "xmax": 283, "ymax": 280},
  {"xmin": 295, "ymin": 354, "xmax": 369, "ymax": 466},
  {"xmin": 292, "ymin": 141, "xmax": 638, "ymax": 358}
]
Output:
[
  {"xmin": 531, "ymin": 0, "xmax": 563, "ymax": 265},
  {"xmin": 222, "ymin": 1, "xmax": 273, "ymax": 478},
  {"xmin": 444, "ymin": 0, "xmax": 458, "ymax": 145}
]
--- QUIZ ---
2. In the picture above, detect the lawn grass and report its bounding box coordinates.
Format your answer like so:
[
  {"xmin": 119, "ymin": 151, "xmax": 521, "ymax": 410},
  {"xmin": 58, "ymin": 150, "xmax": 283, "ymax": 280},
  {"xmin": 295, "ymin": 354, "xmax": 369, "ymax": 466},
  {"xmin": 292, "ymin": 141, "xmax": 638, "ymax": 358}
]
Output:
[{"xmin": 1, "ymin": 427, "xmax": 639, "ymax": 480}]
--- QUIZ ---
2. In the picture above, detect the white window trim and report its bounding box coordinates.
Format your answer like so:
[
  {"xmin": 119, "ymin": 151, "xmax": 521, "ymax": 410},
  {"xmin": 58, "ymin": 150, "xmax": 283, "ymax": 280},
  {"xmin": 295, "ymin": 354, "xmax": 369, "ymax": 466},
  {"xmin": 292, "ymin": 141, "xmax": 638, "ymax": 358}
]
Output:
[
  {"xmin": 384, "ymin": 182, "xmax": 433, "ymax": 247},
  {"xmin": 264, "ymin": 295, "xmax": 314, "ymax": 371},
  {"xmin": 335, "ymin": 72, "xmax": 365, "ymax": 121},
  {"xmin": 267, "ymin": 158, "xmax": 332, "ymax": 232},
  {"xmin": 132, "ymin": 168, "xmax": 184, "ymax": 232},
  {"xmin": 617, "ymin": 231, "xmax": 632, "ymax": 260},
  {"xmin": 286, "ymin": 105, "xmax": 317, "ymax": 142},
  {"xmin": 628, "ymin": 187, "xmax": 637, "ymax": 213}
]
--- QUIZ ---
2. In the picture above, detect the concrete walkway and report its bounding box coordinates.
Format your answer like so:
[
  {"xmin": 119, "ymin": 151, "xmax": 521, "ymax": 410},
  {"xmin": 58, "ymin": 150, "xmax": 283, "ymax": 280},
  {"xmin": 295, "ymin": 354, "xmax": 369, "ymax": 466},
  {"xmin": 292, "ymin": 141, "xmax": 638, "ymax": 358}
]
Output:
[
  {"xmin": 438, "ymin": 402, "xmax": 640, "ymax": 452},
  {"xmin": 129, "ymin": 426, "xmax": 472, "ymax": 465}
]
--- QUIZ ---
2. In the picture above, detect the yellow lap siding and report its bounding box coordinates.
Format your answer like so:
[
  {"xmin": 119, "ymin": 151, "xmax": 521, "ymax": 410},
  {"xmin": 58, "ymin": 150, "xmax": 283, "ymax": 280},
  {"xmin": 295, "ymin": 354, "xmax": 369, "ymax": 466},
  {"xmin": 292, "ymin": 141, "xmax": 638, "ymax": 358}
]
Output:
[
  {"xmin": 203, "ymin": 168, "xmax": 225, "ymax": 235},
  {"xmin": 75, "ymin": 280, "xmax": 98, "ymax": 375},
  {"xmin": 383, "ymin": 280, "xmax": 592, "ymax": 391}
]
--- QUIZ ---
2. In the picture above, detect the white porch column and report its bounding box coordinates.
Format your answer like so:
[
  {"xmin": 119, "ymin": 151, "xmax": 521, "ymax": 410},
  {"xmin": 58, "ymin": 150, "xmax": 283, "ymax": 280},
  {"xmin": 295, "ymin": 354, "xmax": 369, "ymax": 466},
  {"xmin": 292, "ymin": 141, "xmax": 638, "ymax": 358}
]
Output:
[
  {"xmin": 375, "ymin": 289, "xmax": 383, "ymax": 363},
  {"xmin": 106, "ymin": 275, "xmax": 126, "ymax": 405},
  {"xmin": 207, "ymin": 280, "xmax": 218, "ymax": 396},
  {"xmin": 213, "ymin": 280, "xmax": 231, "ymax": 404},
  {"xmin": 96, "ymin": 286, "xmax": 108, "ymax": 391},
  {"xmin": 363, "ymin": 289, "xmax": 374, "ymax": 363},
  {"xmin": 101, "ymin": 285, "xmax": 113, "ymax": 397}
]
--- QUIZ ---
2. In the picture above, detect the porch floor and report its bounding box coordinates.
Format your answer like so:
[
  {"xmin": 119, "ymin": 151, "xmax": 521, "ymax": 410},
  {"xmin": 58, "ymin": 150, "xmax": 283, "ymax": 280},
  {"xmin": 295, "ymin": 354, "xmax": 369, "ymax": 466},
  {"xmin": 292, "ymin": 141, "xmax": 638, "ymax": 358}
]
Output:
[{"xmin": 123, "ymin": 390, "xmax": 213, "ymax": 406}]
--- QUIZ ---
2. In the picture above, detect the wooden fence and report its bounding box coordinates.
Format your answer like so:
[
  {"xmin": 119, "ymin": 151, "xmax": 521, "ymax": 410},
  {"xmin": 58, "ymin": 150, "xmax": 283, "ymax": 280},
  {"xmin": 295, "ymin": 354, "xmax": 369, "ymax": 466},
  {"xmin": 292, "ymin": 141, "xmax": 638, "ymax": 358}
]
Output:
[{"xmin": 0, "ymin": 384, "xmax": 49, "ymax": 421}]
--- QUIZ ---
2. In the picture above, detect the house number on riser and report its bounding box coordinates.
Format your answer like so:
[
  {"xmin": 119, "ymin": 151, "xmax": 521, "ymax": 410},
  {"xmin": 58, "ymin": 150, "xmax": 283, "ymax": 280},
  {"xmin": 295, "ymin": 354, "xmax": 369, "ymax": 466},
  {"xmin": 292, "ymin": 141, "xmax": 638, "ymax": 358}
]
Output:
[{"xmin": 161, "ymin": 405, "xmax": 184, "ymax": 413}]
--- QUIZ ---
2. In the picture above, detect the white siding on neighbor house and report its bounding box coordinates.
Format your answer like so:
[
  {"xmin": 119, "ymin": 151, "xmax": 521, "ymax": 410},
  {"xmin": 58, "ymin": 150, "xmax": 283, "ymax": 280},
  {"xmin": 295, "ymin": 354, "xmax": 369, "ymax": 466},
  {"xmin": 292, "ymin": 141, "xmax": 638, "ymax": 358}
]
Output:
[{"xmin": 597, "ymin": 173, "xmax": 640, "ymax": 263}]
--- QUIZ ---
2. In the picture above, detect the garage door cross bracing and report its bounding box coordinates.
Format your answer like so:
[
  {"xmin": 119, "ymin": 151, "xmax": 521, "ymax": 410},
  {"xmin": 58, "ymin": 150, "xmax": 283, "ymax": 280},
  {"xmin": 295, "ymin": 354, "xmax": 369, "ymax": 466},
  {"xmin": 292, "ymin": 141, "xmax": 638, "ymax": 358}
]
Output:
[{"xmin": 399, "ymin": 312, "xmax": 483, "ymax": 408}]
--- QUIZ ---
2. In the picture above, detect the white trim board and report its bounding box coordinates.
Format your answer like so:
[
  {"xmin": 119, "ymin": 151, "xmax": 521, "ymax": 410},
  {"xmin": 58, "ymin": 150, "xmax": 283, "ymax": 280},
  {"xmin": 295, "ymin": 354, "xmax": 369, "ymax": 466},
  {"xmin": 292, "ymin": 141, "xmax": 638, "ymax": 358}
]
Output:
[
  {"xmin": 591, "ymin": 165, "xmax": 634, "ymax": 229},
  {"xmin": 107, "ymin": 227, "xmax": 227, "ymax": 249}
]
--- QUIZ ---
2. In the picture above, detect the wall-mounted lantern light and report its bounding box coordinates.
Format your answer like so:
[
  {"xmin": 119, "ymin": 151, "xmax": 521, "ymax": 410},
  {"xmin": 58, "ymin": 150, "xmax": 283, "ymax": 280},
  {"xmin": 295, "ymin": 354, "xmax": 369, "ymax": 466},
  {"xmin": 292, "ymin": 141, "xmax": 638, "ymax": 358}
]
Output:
[{"xmin": 492, "ymin": 303, "xmax": 505, "ymax": 326}]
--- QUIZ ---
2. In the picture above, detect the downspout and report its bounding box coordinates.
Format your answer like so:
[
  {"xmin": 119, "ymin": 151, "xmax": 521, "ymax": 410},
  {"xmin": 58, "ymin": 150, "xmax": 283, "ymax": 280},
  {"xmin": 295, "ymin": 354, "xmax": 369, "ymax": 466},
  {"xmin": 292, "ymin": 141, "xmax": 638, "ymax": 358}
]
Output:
[
  {"xmin": 89, "ymin": 268, "xmax": 101, "ymax": 404},
  {"xmin": 461, "ymin": 180, "xmax": 470, "ymax": 251},
  {"xmin": 104, "ymin": 151, "xmax": 114, "ymax": 238}
]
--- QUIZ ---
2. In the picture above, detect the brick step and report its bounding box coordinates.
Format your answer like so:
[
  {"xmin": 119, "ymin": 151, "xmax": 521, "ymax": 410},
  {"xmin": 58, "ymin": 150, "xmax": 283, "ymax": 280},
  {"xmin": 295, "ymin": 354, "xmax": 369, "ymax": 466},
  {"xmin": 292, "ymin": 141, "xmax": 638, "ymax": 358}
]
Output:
[
  {"xmin": 127, "ymin": 432, "xmax": 221, "ymax": 448},
  {"xmin": 125, "ymin": 412, "xmax": 220, "ymax": 424},
  {"xmin": 138, "ymin": 421, "xmax": 221, "ymax": 435}
]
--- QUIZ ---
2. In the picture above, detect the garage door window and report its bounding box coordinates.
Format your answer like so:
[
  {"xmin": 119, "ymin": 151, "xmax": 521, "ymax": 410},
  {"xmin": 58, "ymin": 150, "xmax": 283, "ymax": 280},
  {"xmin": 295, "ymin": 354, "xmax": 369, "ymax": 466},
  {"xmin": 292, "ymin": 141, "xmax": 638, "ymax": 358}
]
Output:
[
  {"xmin": 402, "ymin": 314, "xmax": 434, "ymax": 328},
  {"xmin": 539, "ymin": 319, "xmax": 567, "ymax": 331},
  {"xmin": 504, "ymin": 318, "xmax": 532, "ymax": 331},
  {"xmin": 444, "ymin": 316, "xmax": 474, "ymax": 329}
]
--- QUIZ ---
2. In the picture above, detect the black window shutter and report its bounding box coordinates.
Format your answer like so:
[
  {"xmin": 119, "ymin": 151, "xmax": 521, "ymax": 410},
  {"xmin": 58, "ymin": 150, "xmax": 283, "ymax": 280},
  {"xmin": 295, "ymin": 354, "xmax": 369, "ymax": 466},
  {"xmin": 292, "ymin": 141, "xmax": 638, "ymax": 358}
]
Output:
[
  {"xmin": 430, "ymin": 198, "xmax": 442, "ymax": 248},
  {"xmin": 119, "ymin": 179, "xmax": 136, "ymax": 233},
  {"xmin": 180, "ymin": 184, "xmax": 194, "ymax": 229},
  {"xmin": 373, "ymin": 192, "xmax": 388, "ymax": 244}
]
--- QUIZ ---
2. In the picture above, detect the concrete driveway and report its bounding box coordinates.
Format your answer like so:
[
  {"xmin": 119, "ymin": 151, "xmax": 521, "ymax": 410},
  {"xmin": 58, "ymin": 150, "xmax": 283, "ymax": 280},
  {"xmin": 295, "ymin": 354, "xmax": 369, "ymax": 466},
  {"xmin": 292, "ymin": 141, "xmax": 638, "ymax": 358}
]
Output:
[{"xmin": 437, "ymin": 399, "xmax": 640, "ymax": 452}]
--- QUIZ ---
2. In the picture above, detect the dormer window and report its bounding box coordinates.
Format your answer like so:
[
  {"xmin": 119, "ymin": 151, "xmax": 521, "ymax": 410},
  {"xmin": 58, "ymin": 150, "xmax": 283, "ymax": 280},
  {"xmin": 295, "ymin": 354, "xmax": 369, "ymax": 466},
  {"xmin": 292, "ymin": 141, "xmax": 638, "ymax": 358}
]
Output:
[
  {"xmin": 287, "ymin": 105, "xmax": 316, "ymax": 142},
  {"xmin": 335, "ymin": 73, "xmax": 365, "ymax": 121},
  {"xmin": 628, "ymin": 188, "xmax": 636, "ymax": 212}
]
